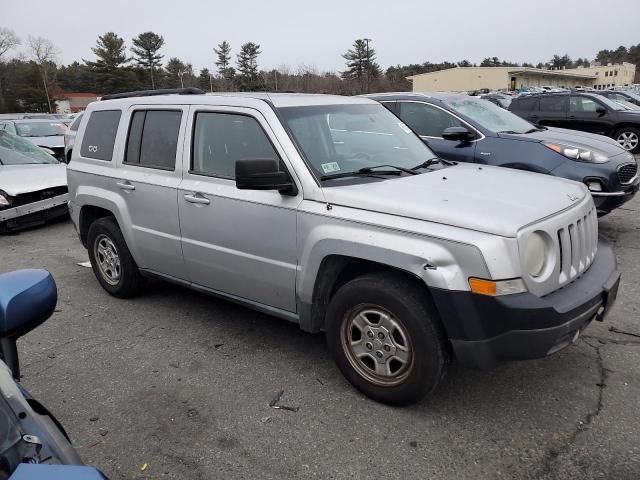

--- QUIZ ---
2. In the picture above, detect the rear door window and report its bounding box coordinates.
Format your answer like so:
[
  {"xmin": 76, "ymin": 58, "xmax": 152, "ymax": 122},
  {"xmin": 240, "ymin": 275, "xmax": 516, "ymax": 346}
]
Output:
[
  {"xmin": 125, "ymin": 110, "xmax": 182, "ymax": 170},
  {"xmin": 80, "ymin": 110, "xmax": 121, "ymax": 161},
  {"xmin": 511, "ymin": 96, "xmax": 537, "ymax": 113},
  {"xmin": 539, "ymin": 96, "xmax": 568, "ymax": 112}
]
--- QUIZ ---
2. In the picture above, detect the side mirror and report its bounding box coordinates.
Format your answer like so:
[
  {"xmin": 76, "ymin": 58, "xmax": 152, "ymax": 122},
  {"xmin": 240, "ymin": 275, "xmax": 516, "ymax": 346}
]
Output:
[
  {"xmin": 442, "ymin": 126, "xmax": 474, "ymax": 142},
  {"xmin": 596, "ymin": 106, "xmax": 607, "ymax": 116},
  {"xmin": 235, "ymin": 159, "xmax": 297, "ymax": 195},
  {"xmin": 0, "ymin": 270, "xmax": 57, "ymax": 380}
]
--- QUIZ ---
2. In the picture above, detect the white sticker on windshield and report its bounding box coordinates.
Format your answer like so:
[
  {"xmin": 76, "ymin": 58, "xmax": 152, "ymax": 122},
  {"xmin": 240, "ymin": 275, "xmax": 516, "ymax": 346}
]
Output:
[
  {"xmin": 398, "ymin": 122, "xmax": 412, "ymax": 134},
  {"xmin": 321, "ymin": 162, "xmax": 341, "ymax": 174}
]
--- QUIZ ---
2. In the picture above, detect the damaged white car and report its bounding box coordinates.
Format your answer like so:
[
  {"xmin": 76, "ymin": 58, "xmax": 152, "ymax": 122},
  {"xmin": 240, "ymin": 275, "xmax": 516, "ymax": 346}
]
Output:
[{"xmin": 0, "ymin": 131, "xmax": 69, "ymax": 233}]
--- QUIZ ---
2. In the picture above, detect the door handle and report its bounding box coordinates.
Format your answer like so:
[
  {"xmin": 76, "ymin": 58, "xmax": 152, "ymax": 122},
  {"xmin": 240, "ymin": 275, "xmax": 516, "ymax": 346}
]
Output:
[
  {"xmin": 116, "ymin": 181, "xmax": 135, "ymax": 191},
  {"xmin": 183, "ymin": 193, "xmax": 210, "ymax": 205}
]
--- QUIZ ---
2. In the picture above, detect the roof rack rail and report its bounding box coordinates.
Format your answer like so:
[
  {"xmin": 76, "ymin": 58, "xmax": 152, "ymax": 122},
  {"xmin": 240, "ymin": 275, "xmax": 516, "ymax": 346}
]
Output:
[{"xmin": 101, "ymin": 87, "xmax": 205, "ymax": 101}]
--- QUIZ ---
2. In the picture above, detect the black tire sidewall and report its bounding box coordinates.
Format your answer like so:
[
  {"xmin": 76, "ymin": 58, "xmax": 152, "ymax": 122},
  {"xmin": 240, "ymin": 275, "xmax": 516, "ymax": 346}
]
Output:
[
  {"xmin": 325, "ymin": 274, "xmax": 448, "ymax": 406},
  {"xmin": 87, "ymin": 217, "xmax": 142, "ymax": 298}
]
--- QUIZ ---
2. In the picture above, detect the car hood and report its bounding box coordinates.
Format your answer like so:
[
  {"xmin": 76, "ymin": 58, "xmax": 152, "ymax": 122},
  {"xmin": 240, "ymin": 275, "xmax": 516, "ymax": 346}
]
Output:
[
  {"xmin": 321, "ymin": 163, "xmax": 586, "ymax": 237},
  {"xmin": 0, "ymin": 163, "xmax": 67, "ymax": 196},
  {"xmin": 22, "ymin": 136, "xmax": 65, "ymax": 149},
  {"xmin": 499, "ymin": 127, "xmax": 624, "ymax": 155}
]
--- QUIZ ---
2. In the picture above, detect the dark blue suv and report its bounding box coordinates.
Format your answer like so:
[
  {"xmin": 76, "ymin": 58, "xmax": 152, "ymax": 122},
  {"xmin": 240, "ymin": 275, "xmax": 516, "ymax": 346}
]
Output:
[{"xmin": 366, "ymin": 92, "xmax": 638, "ymax": 215}]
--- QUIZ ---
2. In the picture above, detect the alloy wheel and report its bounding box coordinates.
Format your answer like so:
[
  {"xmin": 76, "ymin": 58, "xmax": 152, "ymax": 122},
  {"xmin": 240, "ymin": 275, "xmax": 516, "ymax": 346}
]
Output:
[
  {"xmin": 617, "ymin": 131, "xmax": 639, "ymax": 151},
  {"xmin": 341, "ymin": 305, "xmax": 414, "ymax": 387},
  {"xmin": 94, "ymin": 234, "xmax": 121, "ymax": 286}
]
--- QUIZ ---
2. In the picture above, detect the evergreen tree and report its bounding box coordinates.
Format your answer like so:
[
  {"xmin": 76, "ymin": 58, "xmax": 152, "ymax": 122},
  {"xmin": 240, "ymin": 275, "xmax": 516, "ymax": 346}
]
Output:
[
  {"xmin": 236, "ymin": 42, "xmax": 262, "ymax": 91},
  {"xmin": 341, "ymin": 39, "xmax": 380, "ymax": 93},
  {"xmin": 86, "ymin": 32, "xmax": 130, "ymax": 94},
  {"xmin": 130, "ymin": 31, "xmax": 165, "ymax": 89},
  {"xmin": 198, "ymin": 68, "xmax": 213, "ymax": 92}
]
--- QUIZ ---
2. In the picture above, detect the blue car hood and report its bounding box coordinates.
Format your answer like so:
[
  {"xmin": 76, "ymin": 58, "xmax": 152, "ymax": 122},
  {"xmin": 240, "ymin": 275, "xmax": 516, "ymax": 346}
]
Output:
[{"xmin": 498, "ymin": 127, "xmax": 625, "ymax": 156}]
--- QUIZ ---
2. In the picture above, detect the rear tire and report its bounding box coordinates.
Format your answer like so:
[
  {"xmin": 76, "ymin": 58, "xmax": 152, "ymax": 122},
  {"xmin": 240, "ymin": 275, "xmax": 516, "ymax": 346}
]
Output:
[
  {"xmin": 614, "ymin": 126, "xmax": 640, "ymax": 153},
  {"xmin": 87, "ymin": 217, "xmax": 144, "ymax": 298},
  {"xmin": 325, "ymin": 273, "xmax": 450, "ymax": 406}
]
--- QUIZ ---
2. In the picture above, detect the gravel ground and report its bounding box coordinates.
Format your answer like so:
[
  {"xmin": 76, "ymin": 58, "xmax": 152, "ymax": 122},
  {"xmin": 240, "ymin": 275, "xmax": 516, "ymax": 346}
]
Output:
[{"xmin": 1, "ymin": 188, "xmax": 639, "ymax": 480}]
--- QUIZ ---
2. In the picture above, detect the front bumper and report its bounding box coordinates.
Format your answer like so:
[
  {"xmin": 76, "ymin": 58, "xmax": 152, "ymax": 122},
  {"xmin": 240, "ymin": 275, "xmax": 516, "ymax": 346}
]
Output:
[
  {"xmin": 431, "ymin": 237, "xmax": 620, "ymax": 369},
  {"xmin": 0, "ymin": 194, "xmax": 70, "ymax": 231},
  {"xmin": 591, "ymin": 179, "xmax": 639, "ymax": 214}
]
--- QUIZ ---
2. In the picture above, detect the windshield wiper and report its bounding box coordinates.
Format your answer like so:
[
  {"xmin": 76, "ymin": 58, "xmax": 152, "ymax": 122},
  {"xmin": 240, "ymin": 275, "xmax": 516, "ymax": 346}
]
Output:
[
  {"xmin": 320, "ymin": 164, "xmax": 416, "ymax": 181},
  {"xmin": 411, "ymin": 157, "xmax": 455, "ymax": 170},
  {"xmin": 357, "ymin": 164, "xmax": 417, "ymax": 175}
]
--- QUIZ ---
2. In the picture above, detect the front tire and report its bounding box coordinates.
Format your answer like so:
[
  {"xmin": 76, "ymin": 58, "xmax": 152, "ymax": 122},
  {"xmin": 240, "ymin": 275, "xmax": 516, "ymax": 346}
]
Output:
[
  {"xmin": 614, "ymin": 126, "xmax": 640, "ymax": 153},
  {"xmin": 325, "ymin": 273, "xmax": 450, "ymax": 406},
  {"xmin": 87, "ymin": 217, "xmax": 144, "ymax": 298}
]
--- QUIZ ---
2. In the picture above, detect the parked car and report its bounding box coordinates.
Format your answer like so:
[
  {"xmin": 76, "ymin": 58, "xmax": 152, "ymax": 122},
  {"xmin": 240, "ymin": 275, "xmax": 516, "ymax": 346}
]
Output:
[
  {"xmin": 64, "ymin": 113, "xmax": 83, "ymax": 163},
  {"xmin": 508, "ymin": 92, "xmax": 640, "ymax": 153},
  {"xmin": 0, "ymin": 269, "xmax": 107, "ymax": 478},
  {"xmin": 366, "ymin": 92, "xmax": 638, "ymax": 215},
  {"xmin": 0, "ymin": 119, "xmax": 66, "ymax": 162},
  {"xmin": 67, "ymin": 89, "xmax": 620, "ymax": 405},
  {"xmin": 0, "ymin": 131, "xmax": 69, "ymax": 232},
  {"xmin": 595, "ymin": 89, "xmax": 640, "ymax": 107},
  {"xmin": 480, "ymin": 93, "xmax": 512, "ymax": 109}
]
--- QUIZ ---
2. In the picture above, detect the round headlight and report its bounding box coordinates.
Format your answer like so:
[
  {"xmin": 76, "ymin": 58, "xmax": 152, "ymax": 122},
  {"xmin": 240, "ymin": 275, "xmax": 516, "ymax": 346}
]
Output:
[{"xmin": 524, "ymin": 232, "xmax": 547, "ymax": 278}]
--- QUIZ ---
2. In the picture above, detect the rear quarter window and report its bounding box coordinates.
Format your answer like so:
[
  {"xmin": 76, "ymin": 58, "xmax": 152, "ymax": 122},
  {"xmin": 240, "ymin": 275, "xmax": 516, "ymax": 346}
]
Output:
[{"xmin": 80, "ymin": 110, "xmax": 121, "ymax": 161}]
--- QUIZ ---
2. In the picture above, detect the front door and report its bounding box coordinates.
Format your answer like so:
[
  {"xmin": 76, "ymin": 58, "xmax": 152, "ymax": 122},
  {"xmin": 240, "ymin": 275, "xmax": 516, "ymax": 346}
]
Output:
[
  {"xmin": 395, "ymin": 101, "xmax": 477, "ymax": 163},
  {"xmin": 568, "ymin": 96, "xmax": 611, "ymax": 135},
  {"xmin": 178, "ymin": 106, "xmax": 300, "ymax": 312},
  {"xmin": 114, "ymin": 106, "xmax": 187, "ymax": 280}
]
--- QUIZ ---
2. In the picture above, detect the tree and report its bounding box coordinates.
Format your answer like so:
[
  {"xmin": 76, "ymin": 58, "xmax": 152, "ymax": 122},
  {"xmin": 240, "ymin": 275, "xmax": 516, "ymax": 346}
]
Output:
[
  {"xmin": 236, "ymin": 42, "xmax": 262, "ymax": 91},
  {"xmin": 214, "ymin": 41, "xmax": 235, "ymax": 81},
  {"xmin": 457, "ymin": 59, "xmax": 472, "ymax": 67},
  {"xmin": 164, "ymin": 57, "xmax": 194, "ymax": 88},
  {"xmin": 198, "ymin": 68, "xmax": 213, "ymax": 92},
  {"xmin": 27, "ymin": 36, "xmax": 59, "ymax": 113},
  {"xmin": 341, "ymin": 38, "xmax": 381, "ymax": 94},
  {"xmin": 131, "ymin": 31, "xmax": 165, "ymax": 89},
  {"xmin": 86, "ymin": 32, "xmax": 131, "ymax": 94},
  {"xmin": 0, "ymin": 27, "xmax": 20, "ymax": 61},
  {"xmin": 548, "ymin": 54, "xmax": 573, "ymax": 69}
]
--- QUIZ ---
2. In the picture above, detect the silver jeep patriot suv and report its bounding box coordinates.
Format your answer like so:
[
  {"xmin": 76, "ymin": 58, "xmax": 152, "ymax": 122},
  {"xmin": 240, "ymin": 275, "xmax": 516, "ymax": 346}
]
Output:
[{"xmin": 67, "ymin": 88, "xmax": 620, "ymax": 405}]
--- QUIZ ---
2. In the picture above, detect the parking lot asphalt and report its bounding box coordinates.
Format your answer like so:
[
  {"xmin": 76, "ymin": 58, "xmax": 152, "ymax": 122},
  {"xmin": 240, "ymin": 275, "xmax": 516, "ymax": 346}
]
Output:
[{"xmin": 1, "ymin": 189, "xmax": 640, "ymax": 480}]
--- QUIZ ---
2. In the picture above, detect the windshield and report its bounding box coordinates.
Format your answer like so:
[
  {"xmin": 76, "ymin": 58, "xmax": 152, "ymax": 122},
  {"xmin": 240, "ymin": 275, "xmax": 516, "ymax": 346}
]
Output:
[
  {"xmin": 0, "ymin": 131, "xmax": 60, "ymax": 165},
  {"xmin": 623, "ymin": 91, "xmax": 640, "ymax": 102},
  {"xmin": 446, "ymin": 96, "xmax": 534, "ymax": 134},
  {"xmin": 596, "ymin": 95, "xmax": 626, "ymax": 111},
  {"xmin": 614, "ymin": 99, "xmax": 640, "ymax": 110},
  {"xmin": 278, "ymin": 104, "xmax": 438, "ymax": 179},
  {"xmin": 14, "ymin": 122, "xmax": 64, "ymax": 137}
]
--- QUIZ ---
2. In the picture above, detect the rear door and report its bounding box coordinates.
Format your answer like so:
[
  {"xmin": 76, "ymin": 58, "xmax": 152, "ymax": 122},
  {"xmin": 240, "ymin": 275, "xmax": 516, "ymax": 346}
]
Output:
[
  {"xmin": 114, "ymin": 106, "xmax": 187, "ymax": 280},
  {"xmin": 536, "ymin": 95, "xmax": 568, "ymax": 128},
  {"xmin": 395, "ymin": 101, "xmax": 477, "ymax": 162}
]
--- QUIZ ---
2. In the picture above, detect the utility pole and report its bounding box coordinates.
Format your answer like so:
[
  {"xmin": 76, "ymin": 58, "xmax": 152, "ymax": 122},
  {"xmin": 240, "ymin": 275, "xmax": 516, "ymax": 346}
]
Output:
[
  {"xmin": 209, "ymin": 73, "xmax": 213, "ymax": 93},
  {"xmin": 364, "ymin": 38, "xmax": 371, "ymax": 94}
]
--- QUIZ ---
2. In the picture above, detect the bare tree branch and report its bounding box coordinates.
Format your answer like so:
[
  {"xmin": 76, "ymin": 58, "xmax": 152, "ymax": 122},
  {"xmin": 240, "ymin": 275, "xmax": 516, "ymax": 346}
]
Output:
[{"xmin": 0, "ymin": 27, "xmax": 20, "ymax": 60}]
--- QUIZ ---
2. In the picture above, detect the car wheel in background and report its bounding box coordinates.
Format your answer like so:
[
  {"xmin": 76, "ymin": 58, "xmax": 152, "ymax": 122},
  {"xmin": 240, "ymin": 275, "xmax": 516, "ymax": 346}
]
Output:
[
  {"xmin": 87, "ymin": 217, "xmax": 144, "ymax": 298},
  {"xmin": 614, "ymin": 127, "xmax": 640, "ymax": 153},
  {"xmin": 325, "ymin": 273, "xmax": 450, "ymax": 406}
]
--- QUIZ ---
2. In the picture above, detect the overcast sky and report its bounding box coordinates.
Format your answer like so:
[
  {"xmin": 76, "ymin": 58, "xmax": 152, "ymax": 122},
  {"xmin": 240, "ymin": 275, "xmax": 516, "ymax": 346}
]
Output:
[{"xmin": 2, "ymin": 0, "xmax": 639, "ymax": 73}]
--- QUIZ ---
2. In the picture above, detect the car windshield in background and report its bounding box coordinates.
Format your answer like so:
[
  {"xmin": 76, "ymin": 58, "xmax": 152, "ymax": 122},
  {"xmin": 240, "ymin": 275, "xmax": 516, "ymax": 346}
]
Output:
[
  {"xmin": 596, "ymin": 96, "xmax": 627, "ymax": 111},
  {"xmin": 446, "ymin": 97, "xmax": 535, "ymax": 134},
  {"xmin": 0, "ymin": 131, "xmax": 59, "ymax": 165},
  {"xmin": 14, "ymin": 121, "xmax": 65, "ymax": 137},
  {"xmin": 614, "ymin": 99, "xmax": 640, "ymax": 110},
  {"xmin": 497, "ymin": 97, "xmax": 512, "ymax": 108},
  {"xmin": 278, "ymin": 104, "xmax": 438, "ymax": 179}
]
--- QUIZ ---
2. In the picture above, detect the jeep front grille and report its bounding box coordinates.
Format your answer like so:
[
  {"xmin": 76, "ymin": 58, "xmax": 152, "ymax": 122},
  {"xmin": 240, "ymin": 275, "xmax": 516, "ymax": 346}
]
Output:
[
  {"xmin": 618, "ymin": 162, "xmax": 638, "ymax": 185},
  {"xmin": 556, "ymin": 207, "xmax": 598, "ymax": 286}
]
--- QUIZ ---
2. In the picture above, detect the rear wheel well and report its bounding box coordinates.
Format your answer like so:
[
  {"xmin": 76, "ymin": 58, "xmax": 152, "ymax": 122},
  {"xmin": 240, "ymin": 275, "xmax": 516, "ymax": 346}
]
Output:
[
  {"xmin": 309, "ymin": 256, "xmax": 434, "ymax": 333},
  {"xmin": 79, "ymin": 205, "xmax": 115, "ymax": 248}
]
